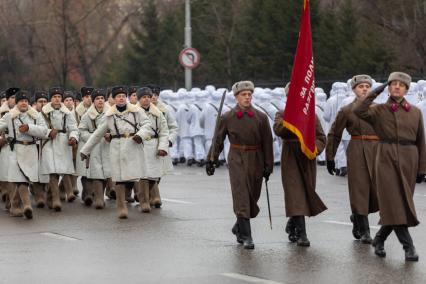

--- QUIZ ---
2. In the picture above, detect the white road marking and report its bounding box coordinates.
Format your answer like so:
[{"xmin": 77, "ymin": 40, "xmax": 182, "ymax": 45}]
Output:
[
  {"xmin": 162, "ymin": 198, "xmax": 194, "ymax": 205},
  {"xmin": 323, "ymin": 220, "xmax": 379, "ymax": 229},
  {"xmin": 41, "ymin": 232, "xmax": 79, "ymax": 241},
  {"xmin": 221, "ymin": 273, "xmax": 283, "ymax": 284},
  {"xmin": 415, "ymin": 194, "xmax": 426, "ymax": 197}
]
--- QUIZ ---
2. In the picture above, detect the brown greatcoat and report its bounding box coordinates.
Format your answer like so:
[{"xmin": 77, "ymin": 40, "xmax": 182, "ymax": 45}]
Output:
[
  {"xmin": 208, "ymin": 105, "xmax": 273, "ymax": 219},
  {"xmin": 273, "ymin": 112, "xmax": 327, "ymax": 217},
  {"xmin": 354, "ymin": 94, "xmax": 426, "ymax": 227},
  {"xmin": 326, "ymin": 99, "xmax": 379, "ymax": 215}
]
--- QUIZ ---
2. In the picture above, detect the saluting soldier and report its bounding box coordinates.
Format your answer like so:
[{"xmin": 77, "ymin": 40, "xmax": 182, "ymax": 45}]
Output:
[
  {"xmin": 80, "ymin": 86, "xmax": 152, "ymax": 219},
  {"xmin": 136, "ymin": 87, "xmax": 172, "ymax": 213},
  {"xmin": 326, "ymin": 75, "xmax": 379, "ymax": 244},
  {"xmin": 273, "ymin": 91, "xmax": 327, "ymax": 247},
  {"xmin": 0, "ymin": 88, "xmax": 19, "ymax": 208},
  {"xmin": 40, "ymin": 87, "xmax": 79, "ymax": 211},
  {"xmin": 0, "ymin": 91, "xmax": 50, "ymax": 218},
  {"xmin": 206, "ymin": 81, "xmax": 273, "ymax": 249},
  {"xmin": 78, "ymin": 89, "xmax": 111, "ymax": 209},
  {"xmin": 148, "ymin": 84, "xmax": 178, "ymax": 208},
  {"xmin": 354, "ymin": 72, "xmax": 425, "ymax": 261}
]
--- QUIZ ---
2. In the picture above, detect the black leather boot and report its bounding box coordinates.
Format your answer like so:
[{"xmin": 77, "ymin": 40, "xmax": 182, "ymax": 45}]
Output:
[
  {"xmin": 187, "ymin": 158, "xmax": 196, "ymax": 167},
  {"xmin": 357, "ymin": 215, "xmax": 373, "ymax": 244},
  {"xmin": 294, "ymin": 216, "xmax": 310, "ymax": 247},
  {"xmin": 372, "ymin": 225, "xmax": 392, "ymax": 258},
  {"xmin": 394, "ymin": 226, "xmax": 419, "ymax": 262},
  {"xmin": 285, "ymin": 217, "xmax": 297, "ymax": 243},
  {"xmin": 231, "ymin": 220, "xmax": 243, "ymax": 244},
  {"xmin": 350, "ymin": 214, "xmax": 361, "ymax": 240},
  {"xmin": 238, "ymin": 218, "xmax": 254, "ymax": 249},
  {"xmin": 179, "ymin": 157, "xmax": 186, "ymax": 164}
]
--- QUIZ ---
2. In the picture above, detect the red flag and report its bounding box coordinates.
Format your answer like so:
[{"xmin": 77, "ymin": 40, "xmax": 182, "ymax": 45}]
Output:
[{"xmin": 283, "ymin": 0, "xmax": 317, "ymax": 159}]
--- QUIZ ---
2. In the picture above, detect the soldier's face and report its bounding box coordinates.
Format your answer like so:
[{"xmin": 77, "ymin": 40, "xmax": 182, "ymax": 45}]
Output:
[
  {"xmin": 236, "ymin": 90, "xmax": 252, "ymax": 108},
  {"xmin": 51, "ymin": 94, "xmax": 62, "ymax": 107},
  {"xmin": 82, "ymin": 95, "xmax": 92, "ymax": 106},
  {"xmin": 8, "ymin": 96, "xmax": 16, "ymax": 108},
  {"xmin": 353, "ymin": 83, "xmax": 371, "ymax": 98},
  {"xmin": 36, "ymin": 98, "xmax": 47, "ymax": 111},
  {"xmin": 389, "ymin": 80, "xmax": 408, "ymax": 98},
  {"xmin": 17, "ymin": 99, "xmax": 28, "ymax": 112},
  {"xmin": 94, "ymin": 96, "xmax": 105, "ymax": 109},
  {"xmin": 114, "ymin": 93, "xmax": 126, "ymax": 106},
  {"xmin": 139, "ymin": 95, "xmax": 151, "ymax": 108},
  {"xmin": 64, "ymin": 97, "xmax": 74, "ymax": 109},
  {"xmin": 151, "ymin": 94, "xmax": 158, "ymax": 104},
  {"xmin": 1, "ymin": 98, "xmax": 6, "ymax": 105},
  {"xmin": 129, "ymin": 93, "xmax": 138, "ymax": 104}
]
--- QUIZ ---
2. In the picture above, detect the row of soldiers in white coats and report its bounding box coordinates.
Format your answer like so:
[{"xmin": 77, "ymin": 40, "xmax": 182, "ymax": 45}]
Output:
[{"xmin": 0, "ymin": 86, "xmax": 178, "ymax": 219}]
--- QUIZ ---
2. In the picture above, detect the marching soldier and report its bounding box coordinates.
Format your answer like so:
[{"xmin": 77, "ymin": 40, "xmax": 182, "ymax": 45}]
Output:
[
  {"xmin": 148, "ymin": 84, "xmax": 178, "ymax": 208},
  {"xmin": 32, "ymin": 91, "xmax": 50, "ymax": 208},
  {"xmin": 40, "ymin": 87, "xmax": 79, "ymax": 211},
  {"xmin": 75, "ymin": 87, "xmax": 93, "ymax": 200},
  {"xmin": 136, "ymin": 87, "xmax": 172, "ymax": 212},
  {"xmin": 273, "ymin": 92, "xmax": 327, "ymax": 247},
  {"xmin": 326, "ymin": 75, "xmax": 379, "ymax": 243},
  {"xmin": 206, "ymin": 81, "xmax": 273, "ymax": 249},
  {"xmin": 0, "ymin": 88, "xmax": 19, "ymax": 208},
  {"xmin": 80, "ymin": 86, "xmax": 152, "ymax": 219},
  {"xmin": 354, "ymin": 72, "xmax": 425, "ymax": 261},
  {"xmin": 0, "ymin": 91, "xmax": 50, "ymax": 218},
  {"xmin": 78, "ymin": 89, "xmax": 111, "ymax": 209}
]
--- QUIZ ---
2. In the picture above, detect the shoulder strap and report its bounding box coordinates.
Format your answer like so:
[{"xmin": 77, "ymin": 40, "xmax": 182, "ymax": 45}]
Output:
[{"xmin": 209, "ymin": 103, "xmax": 218, "ymax": 113}]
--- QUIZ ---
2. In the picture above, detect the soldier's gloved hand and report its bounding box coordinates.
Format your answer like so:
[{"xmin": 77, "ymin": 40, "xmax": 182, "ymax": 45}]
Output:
[
  {"xmin": 49, "ymin": 129, "xmax": 58, "ymax": 139},
  {"xmin": 263, "ymin": 170, "xmax": 271, "ymax": 182},
  {"xmin": 68, "ymin": 137, "xmax": 77, "ymax": 146},
  {"xmin": 416, "ymin": 173, "xmax": 425, "ymax": 184},
  {"xmin": 157, "ymin": 150, "xmax": 168, "ymax": 157},
  {"xmin": 132, "ymin": 135, "xmax": 143, "ymax": 144},
  {"xmin": 169, "ymin": 141, "xmax": 173, "ymax": 147},
  {"xmin": 368, "ymin": 82, "xmax": 388, "ymax": 97},
  {"xmin": 327, "ymin": 160, "xmax": 336, "ymax": 175},
  {"xmin": 206, "ymin": 161, "xmax": 215, "ymax": 176},
  {"xmin": 19, "ymin": 124, "xmax": 29, "ymax": 133},
  {"xmin": 104, "ymin": 133, "xmax": 112, "ymax": 143},
  {"xmin": 80, "ymin": 153, "xmax": 89, "ymax": 161},
  {"xmin": 0, "ymin": 137, "xmax": 7, "ymax": 147}
]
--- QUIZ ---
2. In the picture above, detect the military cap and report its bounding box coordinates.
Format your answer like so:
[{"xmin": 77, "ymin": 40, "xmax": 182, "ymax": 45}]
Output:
[
  {"xmin": 111, "ymin": 86, "xmax": 128, "ymax": 98},
  {"xmin": 128, "ymin": 86, "xmax": 139, "ymax": 95},
  {"xmin": 0, "ymin": 91, "xmax": 5, "ymax": 100},
  {"xmin": 388, "ymin": 72, "xmax": 411, "ymax": 89},
  {"xmin": 91, "ymin": 88, "xmax": 107, "ymax": 101},
  {"xmin": 136, "ymin": 87, "xmax": 153, "ymax": 99},
  {"xmin": 6, "ymin": 87, "xmax": 20, "ymax": 99},
  {"xmin": 15, "ymin": 90, "xmax": 31, "ymax": 103},
  {"xmin": 80, "ymin": 87, "xmax": 94, "ymax": 98},
  {"xmin": 49, "ymin": 87, "xmax": 64, "ymax": 99},
  {"xmin": 147, "ymin": 84, "xmax": 161, "ymax": 95},
  {"xmin": 232, "ymin": 81, "xmax": 254, "ymax": 96},
  {"xmin": 350, "ymin": 74, "xmax": 373, "ymax": 89},
  {"xmin": 63, "ymin": 91, "xmax": 75, "ymax": 101},
  {"xmin": 75, "ymin": 92, "xmax": 82, "ymax": 101},
  {"xmin": 35, "ymin": 91, "xmax": 48, "ymax": 102}
]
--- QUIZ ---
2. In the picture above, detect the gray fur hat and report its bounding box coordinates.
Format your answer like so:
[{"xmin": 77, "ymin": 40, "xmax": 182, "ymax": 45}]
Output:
[
  {"xmin": 388, "ymin": 72, "xmax": 411, "ymax": 89},
  {"xmin": 350, "ymin": 74, "xmax": 372, "ymax": 89},
  {"xmin": 232, "ymin": 81, "xmax": 254, "ymax": 96}
]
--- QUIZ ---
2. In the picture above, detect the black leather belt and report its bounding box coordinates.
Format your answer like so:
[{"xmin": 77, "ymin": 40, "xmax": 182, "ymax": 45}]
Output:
[
  {"xmin": 111, "ymin": 133, "xmax": 136, "ymax": 139},
  {"xmin": 380, "ymin": 140, "xmax": 415, "ymax": 146}
]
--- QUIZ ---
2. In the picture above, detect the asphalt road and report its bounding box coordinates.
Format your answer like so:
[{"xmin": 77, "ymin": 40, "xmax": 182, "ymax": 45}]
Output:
[{"xmin": 1, "ymin": 164, "xmax": 426, "ymax": 284}]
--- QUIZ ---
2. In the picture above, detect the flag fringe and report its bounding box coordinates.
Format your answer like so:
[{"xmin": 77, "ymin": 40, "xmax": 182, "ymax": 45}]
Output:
[{"xmin": 283, "ymin": 120, "xmax": 317, "ymax": 160}]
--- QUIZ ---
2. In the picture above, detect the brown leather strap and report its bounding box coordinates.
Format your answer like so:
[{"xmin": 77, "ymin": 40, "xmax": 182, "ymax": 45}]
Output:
[
  {"xmin": 230, "ymin": 144, "xmax": 260, "ymax": 151},
  {"xmin": 351, "ymin": 135, "xmax": 379, "ymax": 141}
]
